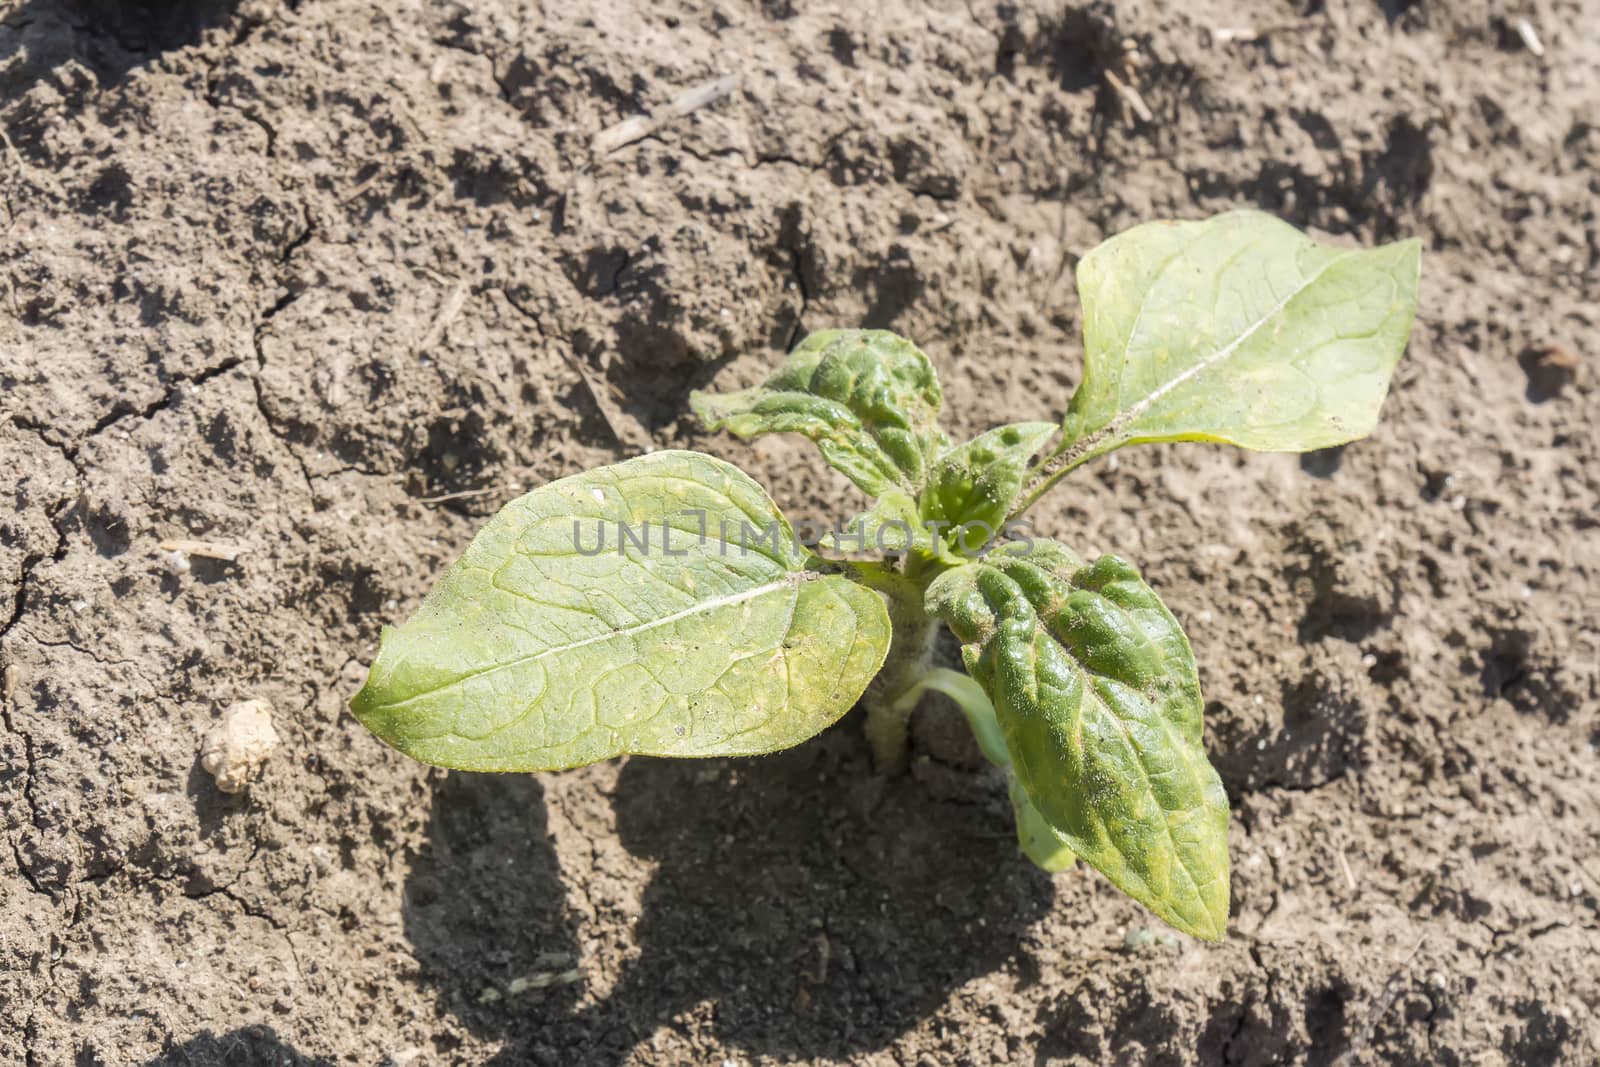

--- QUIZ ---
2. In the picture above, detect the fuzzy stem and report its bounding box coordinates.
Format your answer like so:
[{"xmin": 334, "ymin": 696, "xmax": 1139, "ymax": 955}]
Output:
[
  {"xmin": 1009, "ymin": 439, "xmax": 1103, "ymax": 520},
  {"xmin": 864, "ymin": 602, "xmax": 937, "ymax": 775},
  {"xmin": 858, "ymin": 557, "xmax": 940, "ymax": 775}
]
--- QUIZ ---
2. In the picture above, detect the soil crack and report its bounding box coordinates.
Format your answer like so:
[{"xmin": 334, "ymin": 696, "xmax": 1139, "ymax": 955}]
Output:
[{"xmin": 248, "ymin": 202, "xmax": 318, "ymax": 495}]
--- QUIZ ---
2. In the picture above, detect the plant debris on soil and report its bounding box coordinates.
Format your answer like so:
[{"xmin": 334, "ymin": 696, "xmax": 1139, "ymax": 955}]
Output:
[{"xmin": 1, "ymin": 0, "xmax": 1597, "ymax": 1064}]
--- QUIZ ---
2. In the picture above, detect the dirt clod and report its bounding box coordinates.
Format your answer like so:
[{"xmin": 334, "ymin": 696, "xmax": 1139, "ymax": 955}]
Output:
[{"xmin": 200, "ymin": 699, "xmax": 281, "ymax": 794}]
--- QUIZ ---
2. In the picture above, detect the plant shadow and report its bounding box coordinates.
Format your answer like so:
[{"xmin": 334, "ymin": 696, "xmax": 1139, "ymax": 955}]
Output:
[
  {"xmin": 141, "ymin": 1025, "xmax": 332, "ymax": 1066},
  {"xmin": 401, "ymin": 772, "xmax": 586, "ymax": 1059},
  {"xmin": 402, "ymin": 726, "xmax": 1054, "ymax": 1064}
]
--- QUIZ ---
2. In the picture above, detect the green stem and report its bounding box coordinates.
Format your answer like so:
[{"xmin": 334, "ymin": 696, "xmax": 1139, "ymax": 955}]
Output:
[
  {"xmin": 853, "ymin": 557, "xmax": 1010, "ymax": 774},
  {"xmin": 1008, "ymin": 443, "xmax": 1100, "ymax": 520},
  {"xmin": 862, "ymin": 576, "xmax": 937, "ymax": 775},
  {"xmin": 896, "ymin": 667, "xmax": 1009, "ymax": 768},
  {"xmin": 1008, "ymin": 417, "xmax": 1133, "ymax": 521}
]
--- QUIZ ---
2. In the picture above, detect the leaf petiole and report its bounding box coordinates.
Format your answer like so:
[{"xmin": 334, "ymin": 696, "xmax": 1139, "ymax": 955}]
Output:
[
  {"xmin": 889, "ymin": 666, "xmax": 1010, "ymax": 769},
  {"xmin": 1009, "ymin": 437, "xmax": 1106, "ymax": 521}
]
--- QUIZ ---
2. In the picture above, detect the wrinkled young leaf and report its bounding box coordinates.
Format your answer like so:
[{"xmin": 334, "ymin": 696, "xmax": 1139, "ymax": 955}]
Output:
[
  {"xmin": 818, "ymin": 488, "xmax": 952, "ymax": 562},
  {"xmin": 1061, "ymin": 210, "xmax": 1421, "ymax": 463},
  {"xmin": 925, "ymin": 542, "xmax": 1231, "ymax": 940},
  {"xmin": 691, "ymin": 329, "xmax": 948, "ymax": 498},
  {"xmin": 352, "ymin": 451, "xmax": 891, "ymax": 771},
  {"xmin": 920, "ymin": 422, "xmax": 1057, "ymax": 553}
]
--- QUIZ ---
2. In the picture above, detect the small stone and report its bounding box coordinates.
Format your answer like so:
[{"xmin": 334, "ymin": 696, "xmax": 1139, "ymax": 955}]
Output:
[{"xmin": 200, "ymin": 699, "xmax": 281, "ymax": 794}]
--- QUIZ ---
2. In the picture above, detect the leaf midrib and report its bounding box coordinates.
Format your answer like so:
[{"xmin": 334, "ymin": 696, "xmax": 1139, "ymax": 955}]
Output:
[
  {"xmin": 1089, "ymin": 247, "xmax": 1361, "ymax": 454},
  {"xmin": 369, "ymin": 571, "xmax": 819, "ymax": 711}
]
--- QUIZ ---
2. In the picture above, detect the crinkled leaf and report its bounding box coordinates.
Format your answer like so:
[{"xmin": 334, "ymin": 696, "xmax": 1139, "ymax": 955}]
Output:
[
  {"xmin": 817, "ymin": 488, "xmax": 953, "ymax": 562},
  {"xmin": 1063, "ymin": 210, "xmax": 1420, "ymax": 462},
  {"xmin": 352, "ymin": 451, "xmax": 891, "ymax": 772},
  {"xmin": 925, "ymin": 541, "xmax": 1231, "ymax": 940},
  {"xmin": 691, "ymin": 329, "xmax": 947, "ymax": 497},
  {"xmin": 920, "ymin": 422, "xmax": 1057, "ymax": 554}
]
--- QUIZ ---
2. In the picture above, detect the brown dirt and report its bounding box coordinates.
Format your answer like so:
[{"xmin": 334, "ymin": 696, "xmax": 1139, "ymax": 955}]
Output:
[{"xmin": 2, "ymin": 0, "xmax": 1598, "ymax": 1063}]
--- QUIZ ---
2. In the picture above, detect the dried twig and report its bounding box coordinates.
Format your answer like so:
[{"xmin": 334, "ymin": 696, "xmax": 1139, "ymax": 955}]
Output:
[
  {"xmin": 1208, "ymin": 24, "xmax": 1314, "ymax": 44},
  {"xmin": 1514, "ymin": 17, "xmax": 1545, "ymax": 57},
  {"xmin": 415, "ymin": 484, "xmax": 520, "ymax": 505},
  {"xmin": 0, "ymin": 129, "xmax": 25, "ymax": 174},
  {"xmin": 415, "ymin": 279, "xmax": 470, "ymax": 355},
  {"xmin": 1102, "ymin": 68, "xmax": 1154, "ymax": 124},
  {"xmin": 159, "ymin": 538, "xmax": 245, "ymax": 562},
  {"xmin": 1336, "ymin": 843, "xmax": 1358, "ymax": 891},
  {"xmin": 592, "ymin": 74, "xmax": 741, "ymax": 155}
]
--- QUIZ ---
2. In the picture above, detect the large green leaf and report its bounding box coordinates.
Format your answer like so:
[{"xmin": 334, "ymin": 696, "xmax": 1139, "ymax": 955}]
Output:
[
  {"xmin": 1062, "ymin": 210, "xmax": 1420, "ymax": 463},
  {"xmin": 691, "ymin": 329, "xmax": 948, "ymax": 497},
  {"xmin": 925, "ymin": 542, "xmax": 1231, "ymax": 940},
  {"xmin": 352, "ymin": 451, "xmax": 891, "ymax": 771}
]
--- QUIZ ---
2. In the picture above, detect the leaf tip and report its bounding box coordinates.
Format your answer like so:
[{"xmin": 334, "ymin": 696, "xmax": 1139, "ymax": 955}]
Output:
[
  {"xmin": 347, "ymin": 629, "xmax": 434, "ymax": 764},
  {"xmin": 1194, "ymin": 897, "xmax": 1231, "ymax": 942},
  {"xmin": 1387, "ymin": 234, "xmax": 1424, "ymax": 281},
  {"xmin": 1180, "ymin": 857, "xmax": 1232, "ymax": 942},
  {"xmin": 347, "ymin": 661, "xmax": 397, "ymax": 744},
  {"xmin": 687, "ymin": 389, "xmax": 718, "ymax": 426},
  {"xmin": 1150, "ymin": 883, "xmax": 1230, "ymax": 943}
]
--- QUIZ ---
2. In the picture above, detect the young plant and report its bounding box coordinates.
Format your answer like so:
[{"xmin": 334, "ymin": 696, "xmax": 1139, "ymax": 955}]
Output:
[{"xmin": 351, "ymin": 211, "xmax": 1420, "ymax": 940}]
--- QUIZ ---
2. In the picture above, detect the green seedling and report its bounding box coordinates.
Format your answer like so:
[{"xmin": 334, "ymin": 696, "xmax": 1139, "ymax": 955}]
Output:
[{"xmin": 352, "ymin": 211, "xmax": 1420, "ymax": 940}]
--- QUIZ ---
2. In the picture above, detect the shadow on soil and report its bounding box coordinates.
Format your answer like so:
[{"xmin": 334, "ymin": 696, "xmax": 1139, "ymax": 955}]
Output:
[
  {"xmin": 0, "ymin": 0, "xmax": 244, "ymax": 94},
  {"xmin": 143, "ymin": 1025, "xmax": 332, "ymax": 1066},
  {"xmin": 402, "ymin": 728, "xmax": 1053, "ymax": 1064}
]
